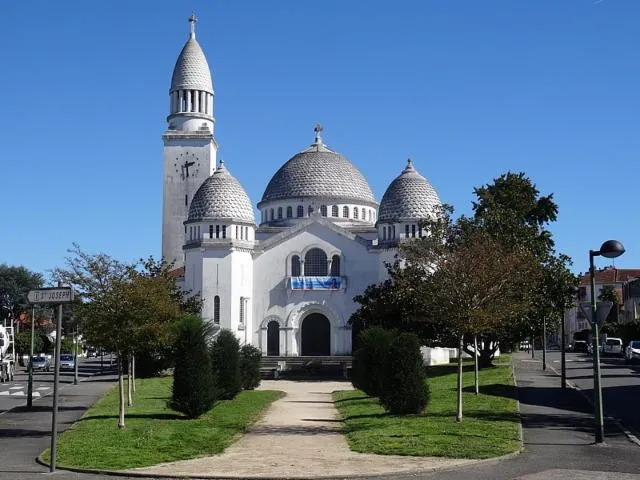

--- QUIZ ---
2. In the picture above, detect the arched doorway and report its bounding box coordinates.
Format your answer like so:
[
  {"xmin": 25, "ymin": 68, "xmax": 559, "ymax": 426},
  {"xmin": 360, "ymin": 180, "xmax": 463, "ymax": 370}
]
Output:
[
  {"xmin": 267, "ymin": 321, "xmax": 280, "ymax": 356},
  {"xmin": 300, "ymin": 313, "xmax": 330, "ymax": 356}
]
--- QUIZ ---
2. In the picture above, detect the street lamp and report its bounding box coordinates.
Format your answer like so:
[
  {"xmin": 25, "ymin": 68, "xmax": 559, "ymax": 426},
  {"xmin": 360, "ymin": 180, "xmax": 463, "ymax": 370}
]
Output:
[{"xmin": 589, "ymin": 239, "xmax": 625, "ymax": 444}]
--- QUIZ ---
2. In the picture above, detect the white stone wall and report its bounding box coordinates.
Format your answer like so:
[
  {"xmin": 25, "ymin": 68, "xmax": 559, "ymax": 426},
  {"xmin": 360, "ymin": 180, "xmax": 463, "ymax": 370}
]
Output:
[
  {"xmin": 162, "ymin": 137, "xmax": 217, "ymax": 267},
  {"xmin": 252, "ymin": 221, "xmax": 380, "ymax": 356}
]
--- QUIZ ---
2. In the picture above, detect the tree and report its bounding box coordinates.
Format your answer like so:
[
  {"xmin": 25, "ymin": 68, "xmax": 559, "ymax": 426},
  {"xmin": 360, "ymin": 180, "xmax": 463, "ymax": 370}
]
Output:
[
  {"xmin": 400, "ymin": 210, "xmax": 538, "ymax": 421},
  {"xmin": 239, "ymin": 344, "xmax": 262, "ymax": 390},
  {"xmin": 379, "ymin": 332, "xmax": 429, "ymax": 414},
  {"xmin": 351, "ymin": 326, "xmax": 395, "ymax": 397},
  {"xmin": 0, "ymin": 264, "xmax": 44, "ymax": 330},
  {"xmin": 210, "ymin": 330, "xmax": 241, "ymax": 400},
  {"xmin": 170, "ymin": 315, "xmax": 216, "ymax": 418},
  {"xmin": 55, "ymin": 246, "xmax": 188, "ymax": 429},
  {"xmin": 472, "ymin": 172, "xmax": 576, "ymax": 345}
]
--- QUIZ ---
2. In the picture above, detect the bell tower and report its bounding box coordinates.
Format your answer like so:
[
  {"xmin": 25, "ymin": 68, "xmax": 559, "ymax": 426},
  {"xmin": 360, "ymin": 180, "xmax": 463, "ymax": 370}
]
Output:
[{"xmin": 162, "ymin": 14, "xmax": 218, "ymax": 268}]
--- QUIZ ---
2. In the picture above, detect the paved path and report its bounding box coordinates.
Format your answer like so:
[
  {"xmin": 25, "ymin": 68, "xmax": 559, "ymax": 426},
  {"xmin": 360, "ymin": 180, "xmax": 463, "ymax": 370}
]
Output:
[{"xmin": 130, "ymin": 380, "xmax": 474, "ymax": 478}]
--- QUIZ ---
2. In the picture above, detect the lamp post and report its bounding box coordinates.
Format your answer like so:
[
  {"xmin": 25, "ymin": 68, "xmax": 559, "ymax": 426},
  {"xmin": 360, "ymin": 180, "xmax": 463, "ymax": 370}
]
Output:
[{"xmin": 589, "ymin": 239, "xmax": 625, "ymax": 444}]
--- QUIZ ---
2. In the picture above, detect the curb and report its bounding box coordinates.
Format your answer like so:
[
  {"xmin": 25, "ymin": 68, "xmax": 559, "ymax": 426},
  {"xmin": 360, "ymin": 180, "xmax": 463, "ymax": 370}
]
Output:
[
  {"xmin": 546, "ymin": 361, "xmax": 640, "ymax": 447},
  {"xmin": 37, "ymin": 450, "xmax": 524, "ymax": 480}
]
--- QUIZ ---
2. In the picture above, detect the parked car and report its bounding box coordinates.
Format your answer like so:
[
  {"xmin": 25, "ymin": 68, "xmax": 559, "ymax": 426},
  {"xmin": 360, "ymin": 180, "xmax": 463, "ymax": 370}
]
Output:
[
  {"xmin": 602, "ymin": 337, "xmax": 624, "ymax": 356},
  {"xmin": 625, "ymin": 340, "xmax": 640, "ymax": 364},
  {"xmin": 573, "ymin": 340, "xmax": 588, "ymax": 353},
  {"xmin": 59, "ymin": 354, "xmax": 76, "ymax": 371},
  {"xmin": 30, "ymin": 356, "xmax": 50, "ymax": 372}
]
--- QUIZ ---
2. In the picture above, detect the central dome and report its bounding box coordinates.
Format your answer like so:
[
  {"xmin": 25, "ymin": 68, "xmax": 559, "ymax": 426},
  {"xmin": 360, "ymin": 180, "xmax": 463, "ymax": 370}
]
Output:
[{"xmin": 260, "ymin": 130, "xmax": 376, "ymax": 207}]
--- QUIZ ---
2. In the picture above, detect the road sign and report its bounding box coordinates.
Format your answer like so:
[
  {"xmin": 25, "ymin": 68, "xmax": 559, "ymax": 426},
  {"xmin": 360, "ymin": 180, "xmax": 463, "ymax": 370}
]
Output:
[
  {"xmin": 27, "ymin": 287, "xmax": 74, "ymax": 304},
  {"xmin": 578, "ymin": 301, "xmax": 613, "ymax": 327}
]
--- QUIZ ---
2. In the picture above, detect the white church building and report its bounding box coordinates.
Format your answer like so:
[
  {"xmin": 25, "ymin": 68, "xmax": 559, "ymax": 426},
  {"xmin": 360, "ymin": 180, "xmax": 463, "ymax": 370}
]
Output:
[{"xmin": 162, "ymin": 16, "xmax": 441, "ymax": 357}]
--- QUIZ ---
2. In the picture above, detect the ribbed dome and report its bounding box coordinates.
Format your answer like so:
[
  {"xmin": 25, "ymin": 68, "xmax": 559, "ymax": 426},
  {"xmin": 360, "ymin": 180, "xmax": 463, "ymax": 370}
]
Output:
[
  {"xmin": 188, "ymin": 161, "xmax": 255, "ymax": 223},
  {"xmin": 378, "ymin": 159, "xmax": 440, "ymax": 221},
  {"xmin": 260, "ymin": 134, "xmax": 376, "ymax": 206},
  {"xmin": 171, "ymin": 35, "xmax": 213, "ymax": 94}
]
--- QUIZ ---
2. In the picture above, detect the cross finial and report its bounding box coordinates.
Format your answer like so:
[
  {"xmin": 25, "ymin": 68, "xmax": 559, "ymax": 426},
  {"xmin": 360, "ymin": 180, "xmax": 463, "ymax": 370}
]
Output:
[
  {"xmin": 188, "ymin": 12, "xmax": 197, "ymax": 38},
  {"xmin": 314, "ymin": 123, "xmax": 324, "ymax": 144}
]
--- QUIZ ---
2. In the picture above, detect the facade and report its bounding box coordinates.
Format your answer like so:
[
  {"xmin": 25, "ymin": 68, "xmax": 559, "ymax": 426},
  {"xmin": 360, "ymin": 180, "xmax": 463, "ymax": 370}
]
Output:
[
  {"xmin": 564, "ymin": 267, "xmax": 640, "ymax": 341},
  {"xmin": 162, "ymin": 17, "xmax": 441, "ymax": 356}
]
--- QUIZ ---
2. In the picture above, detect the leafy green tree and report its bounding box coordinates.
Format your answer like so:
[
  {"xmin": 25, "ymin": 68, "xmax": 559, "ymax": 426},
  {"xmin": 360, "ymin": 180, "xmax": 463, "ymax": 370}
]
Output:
[
  {"xmin": 70, "ymin": 259, "xmax": 184, "ymax": 428},
  {"xmin": 379, "ymin": 332, "xmax": 429, "ymax": 414},
  {"xmin": 472, "ymin": 172, "xmax": 576, "ymax": 345},
  {"xmin": 400, "ymin": 211, "xmax": 538, "ymax": 420},
  {"xmin": 239, "ymin": 344, "xmax": 262, "ymax": 390},
  {"xmin": 14, "ymin": 331, "xmax": 43, "ymax": 357},
  {"xmin": 0, "ymin": 264, "xmax": 43, "ymax": 329},
  {"xmin": 210, "ymin": 330, "xmax": 241, "ymax": 400},
  {"xmin": 170, "ymin": 315, "xmax": 216, "ymax": 418},
  {"xmin": 351, "ymin": 326, "xmax": 395, "ymax": 397}
]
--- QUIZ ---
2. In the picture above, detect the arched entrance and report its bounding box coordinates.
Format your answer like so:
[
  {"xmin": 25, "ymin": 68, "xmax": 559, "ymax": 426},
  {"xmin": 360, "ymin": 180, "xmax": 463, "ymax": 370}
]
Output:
[
  {"xmin": 267, "ymin": 321, "xmax": 280, "ymax": 356},
  {"xmin": 300, "ymin": 313, "xmax": 330, "ymax": 356}
]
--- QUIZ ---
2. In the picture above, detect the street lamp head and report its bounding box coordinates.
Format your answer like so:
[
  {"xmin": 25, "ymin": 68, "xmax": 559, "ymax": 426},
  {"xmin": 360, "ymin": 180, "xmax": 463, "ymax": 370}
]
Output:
[{"xmin": 598, "ymin": 240, "xmax": 625, "ymax": 259}]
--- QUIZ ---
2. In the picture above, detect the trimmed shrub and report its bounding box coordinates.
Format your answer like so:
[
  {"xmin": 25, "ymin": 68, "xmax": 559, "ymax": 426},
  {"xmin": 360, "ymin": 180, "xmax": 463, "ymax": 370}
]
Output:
[
  {"xmin": 379, "ymin": 332, "xmax": 429, "ymax": 414},
  {"xmin": 351, "ymin": 326, "xmax": 395, "ymax": 397},
  {"xmin": 210, "ymin": 329, "xmax": 241, "ymax": 400},
  {"xmin": 239, "ymin": 344, "xmax": 262, "ymax": 390},
  {"xmin": 169, "ymin": 315, "xmax": 216, "ymax": 418}
]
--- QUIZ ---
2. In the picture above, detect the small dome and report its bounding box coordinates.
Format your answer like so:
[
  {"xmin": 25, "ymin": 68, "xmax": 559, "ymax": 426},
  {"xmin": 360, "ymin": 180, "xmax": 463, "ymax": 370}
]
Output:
[
  {"xmin": 260, "ymin": 128, "xmax": 376, "ymax": 206},
  {"xmin": 188, "ymin": 161, "xmax": 255, "ymax": 223},
  {"xmin": 378, "ymin": 159, "xmax": 440, "ymax": 222},
  {"xmin": 170, "ymin": 35, "xmax": 213, "ymax": 94}
]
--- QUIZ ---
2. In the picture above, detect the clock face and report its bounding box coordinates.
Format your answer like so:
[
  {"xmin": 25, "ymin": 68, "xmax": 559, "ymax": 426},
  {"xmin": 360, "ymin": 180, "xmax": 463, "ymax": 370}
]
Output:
[{"xmin": 173, "ymin": 152, "xmax": 201, "ymax": 180}]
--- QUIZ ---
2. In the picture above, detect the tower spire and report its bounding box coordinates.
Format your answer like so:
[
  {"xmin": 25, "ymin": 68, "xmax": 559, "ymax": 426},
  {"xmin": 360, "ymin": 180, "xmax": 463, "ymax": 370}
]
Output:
[{"xmin": 188, "ymin": 12, "xmax": 197, "ymax": 39}]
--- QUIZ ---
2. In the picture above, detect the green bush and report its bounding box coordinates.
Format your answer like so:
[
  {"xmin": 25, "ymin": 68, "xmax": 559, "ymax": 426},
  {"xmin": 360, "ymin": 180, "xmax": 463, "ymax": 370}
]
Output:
[
  {"xmin": 135, "ymin": 344, "xmax": 175, "ymax": 378},
  {"xmin": 379, "ymin": 332, "xmax": 429, "ymax": 415},
  {"xmin": 351, "ymin": 326, "xmax": 395, "ymax": 397},
  {"xmin": 210, "ymin": 329, "xmax": 241, "ymax": 400},
  {"xmin": 169, "ymin": 315, "xmax": 216, "ymax": 418},
  {"xmin": 239, "ymin": 344, "xmax": 262, "ymax": 390}
]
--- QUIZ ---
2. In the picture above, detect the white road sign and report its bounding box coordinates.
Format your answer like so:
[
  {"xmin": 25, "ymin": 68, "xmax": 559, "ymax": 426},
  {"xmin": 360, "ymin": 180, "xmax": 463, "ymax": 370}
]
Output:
[{"xmin": 27, "ymin": 288, "xmax": 74, "ymax": 304}]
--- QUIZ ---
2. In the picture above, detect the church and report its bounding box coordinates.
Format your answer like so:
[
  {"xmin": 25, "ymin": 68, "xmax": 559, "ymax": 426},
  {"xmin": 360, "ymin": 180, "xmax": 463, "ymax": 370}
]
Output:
[{"xmin": 162, "ymin": 16, "xmax": 441, "ymax": 357}]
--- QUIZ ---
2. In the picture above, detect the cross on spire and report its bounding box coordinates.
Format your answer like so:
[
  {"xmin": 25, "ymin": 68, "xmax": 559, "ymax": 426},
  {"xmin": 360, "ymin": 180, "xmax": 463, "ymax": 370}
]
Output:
[
  {"xmin": 314, "ymin": 123, "xmax": 324, "ymax": 144},
  {"xmin": 188, "ymin": 12, "xmax": 197, "ymax": 38}
]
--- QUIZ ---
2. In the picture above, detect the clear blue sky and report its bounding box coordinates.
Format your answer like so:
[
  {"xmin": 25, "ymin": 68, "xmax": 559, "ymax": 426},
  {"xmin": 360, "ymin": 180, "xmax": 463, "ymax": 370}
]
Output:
[{"xmin": 1, "ymin": 0, "xmax": 638, "ymax": 279}]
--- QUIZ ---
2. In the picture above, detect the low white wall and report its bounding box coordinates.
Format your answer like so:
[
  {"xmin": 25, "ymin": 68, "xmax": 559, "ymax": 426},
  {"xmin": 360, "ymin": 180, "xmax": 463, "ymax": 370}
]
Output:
[{"xmin": 420, "ymin": 346, "xmax": 450, "ymax": 366}]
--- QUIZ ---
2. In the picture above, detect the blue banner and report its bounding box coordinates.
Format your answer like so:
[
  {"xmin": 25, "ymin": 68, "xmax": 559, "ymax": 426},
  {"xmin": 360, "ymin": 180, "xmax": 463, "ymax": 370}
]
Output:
[{"xmin": 291, "ymin": 276, "xmax": 341, "ymax": 290}]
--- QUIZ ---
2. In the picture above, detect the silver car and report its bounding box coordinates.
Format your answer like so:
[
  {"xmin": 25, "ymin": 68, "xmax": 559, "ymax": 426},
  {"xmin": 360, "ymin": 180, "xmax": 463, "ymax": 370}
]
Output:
[
  {"xmin": 59, "ymin": 354, "xmax": 76, "ymax": 371},
  {"xmin": 625, "ymin": 340, "xmax": 640, "ymax": 364}
]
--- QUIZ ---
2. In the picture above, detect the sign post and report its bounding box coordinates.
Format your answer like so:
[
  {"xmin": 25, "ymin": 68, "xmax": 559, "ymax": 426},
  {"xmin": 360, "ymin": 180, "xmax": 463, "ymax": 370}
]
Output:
[{"xmin": 27, "ymin": 285, "xmax": 74, "ymax": 473}]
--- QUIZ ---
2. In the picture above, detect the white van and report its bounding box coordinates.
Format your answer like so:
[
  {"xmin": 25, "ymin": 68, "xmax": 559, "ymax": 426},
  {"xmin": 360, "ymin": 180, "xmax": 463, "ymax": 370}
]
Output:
[{"xmin": 602, "ymin": 337, "xmax": 623, "ymax": 356}]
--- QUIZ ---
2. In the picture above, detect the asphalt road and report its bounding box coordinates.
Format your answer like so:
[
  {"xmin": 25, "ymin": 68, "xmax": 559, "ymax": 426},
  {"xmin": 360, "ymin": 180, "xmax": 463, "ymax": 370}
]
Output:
[
  {"xmin": 0, "ymin": 356, "xmax": 115, "ymax": 415},
  {"xmin": 545, "ymin": 350, "xmax": 640, "ymax": 439}
]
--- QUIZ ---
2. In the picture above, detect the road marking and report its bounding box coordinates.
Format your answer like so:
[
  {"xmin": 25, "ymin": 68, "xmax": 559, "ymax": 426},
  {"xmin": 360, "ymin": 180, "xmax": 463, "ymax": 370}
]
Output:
[
  {"xmin": 10, "ymin": 391, "xmax": 25, "ymax": 396},
  {"xmin": 36, "ymin": 387, "xmax": 50, "ymax": 391},
  {"xmin": 9, "ymin": 386, "xmax": 23, "ymax": 390},
  {"xmin": 0, "ymin": 391, "xmax": 9, "ymax": 396},
  {"xmin": 32, "ymin": 391, "xmax": 41, "ymax": 398}
]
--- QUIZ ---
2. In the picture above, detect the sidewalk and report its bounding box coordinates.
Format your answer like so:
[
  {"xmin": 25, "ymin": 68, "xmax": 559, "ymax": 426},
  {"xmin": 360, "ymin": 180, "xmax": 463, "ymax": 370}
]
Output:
[
  {"xmin": 128, "ymin": 380, "xmax": 475, "ymax": 479},
  {"xmin": 2, "ymin": 354, "xmax": 639, "ymax": 480}
]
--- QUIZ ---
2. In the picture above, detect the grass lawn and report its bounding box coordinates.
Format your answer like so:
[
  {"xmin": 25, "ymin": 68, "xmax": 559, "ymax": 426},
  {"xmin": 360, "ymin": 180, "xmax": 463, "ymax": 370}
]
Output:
[
  {"xmin": 43, "ymin": 377, "xmax": 283, "ymax": 470},
  {"xmin": 334, "ymin": 355, "xmax": 520, "ymax": 459}
]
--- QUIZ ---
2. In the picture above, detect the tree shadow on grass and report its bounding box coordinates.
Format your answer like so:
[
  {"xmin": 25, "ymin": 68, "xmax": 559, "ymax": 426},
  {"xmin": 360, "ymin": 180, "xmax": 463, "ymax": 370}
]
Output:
[
  {"xmin": 427, "ymin": 364, "xmax": 471, "ymax": 379},
  {"xmin": 77, "ymin": 412, "xmax": 185, "ymax": 422},
  {"xmin": 462, "ymin": 383, "xmax": 518, "ymax": 400}
]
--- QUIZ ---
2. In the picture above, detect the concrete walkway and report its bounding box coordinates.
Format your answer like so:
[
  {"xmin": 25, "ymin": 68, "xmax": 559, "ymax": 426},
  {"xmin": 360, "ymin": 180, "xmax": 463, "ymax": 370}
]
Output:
[{"xmin": 129, "ymin": 380, "xmax": 475, "ymax": 479}]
